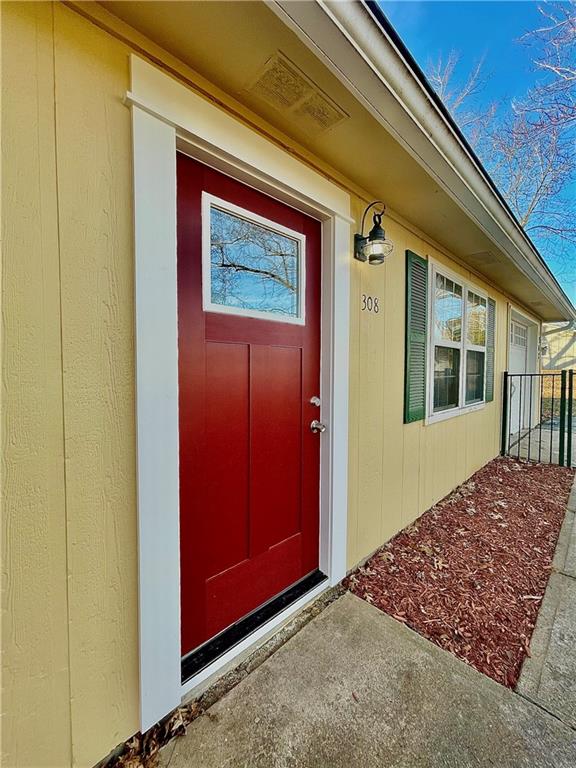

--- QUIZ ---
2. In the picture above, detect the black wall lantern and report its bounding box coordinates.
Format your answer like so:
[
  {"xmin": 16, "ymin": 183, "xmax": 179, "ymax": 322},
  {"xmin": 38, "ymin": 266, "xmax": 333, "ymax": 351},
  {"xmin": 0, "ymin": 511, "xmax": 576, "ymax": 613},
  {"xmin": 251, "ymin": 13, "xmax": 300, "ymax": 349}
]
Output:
[{"xmin": 354, "ymin": 201, "xmax": 394, "ymax": 265}]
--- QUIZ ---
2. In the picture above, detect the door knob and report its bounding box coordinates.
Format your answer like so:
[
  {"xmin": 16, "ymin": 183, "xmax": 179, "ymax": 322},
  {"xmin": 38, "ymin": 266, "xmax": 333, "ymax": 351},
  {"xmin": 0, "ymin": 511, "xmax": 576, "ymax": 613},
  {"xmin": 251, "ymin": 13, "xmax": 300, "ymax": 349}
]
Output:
[{"xmin": 310, "ymin": 420, "xmax": 326, "ymax": 434}]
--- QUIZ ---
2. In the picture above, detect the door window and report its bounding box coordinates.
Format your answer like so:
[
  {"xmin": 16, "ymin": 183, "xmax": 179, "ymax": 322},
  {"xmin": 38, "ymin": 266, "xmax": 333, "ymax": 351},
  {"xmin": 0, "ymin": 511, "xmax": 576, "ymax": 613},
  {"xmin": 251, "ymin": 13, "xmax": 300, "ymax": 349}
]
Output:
[
  {"xmin": 510, "ymin": 321, "xmax": 528, "ymax": 347},
  {"xmin": 202, "ymin": 193, "xmax": 305, "ymax": 324}
]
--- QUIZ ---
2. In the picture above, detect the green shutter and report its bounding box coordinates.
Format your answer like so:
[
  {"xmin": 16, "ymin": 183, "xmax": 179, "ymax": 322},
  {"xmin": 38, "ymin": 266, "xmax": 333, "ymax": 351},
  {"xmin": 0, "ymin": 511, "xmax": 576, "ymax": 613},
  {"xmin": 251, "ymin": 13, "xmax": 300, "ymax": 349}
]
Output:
[
  {"xmin": 404, "ymin": 250, "xmax": 428, "ymax": 423},
  {"xmin": 485, "ymin": 298, "xmax": 496, "ymax": 402}
]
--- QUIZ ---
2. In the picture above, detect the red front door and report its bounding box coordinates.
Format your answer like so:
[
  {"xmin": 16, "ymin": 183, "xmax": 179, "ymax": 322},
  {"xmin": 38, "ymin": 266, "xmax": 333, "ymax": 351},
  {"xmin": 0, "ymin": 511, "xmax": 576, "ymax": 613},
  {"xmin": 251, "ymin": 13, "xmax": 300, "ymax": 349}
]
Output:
[{"xmin": 177, "ymin": 154, "xmax": 322, "ymax": 658}]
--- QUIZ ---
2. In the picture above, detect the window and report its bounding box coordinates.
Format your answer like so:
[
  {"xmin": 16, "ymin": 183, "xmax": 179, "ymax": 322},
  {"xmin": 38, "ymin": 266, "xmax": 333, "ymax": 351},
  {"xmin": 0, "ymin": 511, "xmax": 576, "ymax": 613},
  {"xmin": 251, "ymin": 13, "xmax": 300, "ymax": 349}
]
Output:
[
  {"xmin": 430, "ymin": 267, "xmax": 488, "ymax": 416},
  {"xmin": 465, "ymin": 291, "xmax": 487, "ymax": 405},
  {"xmin": 434, "ymin": 346, "xmax": 460, "ymax": 411},
  {"xmin": 510, "ymin": 321, "xmax": 528, "ymax": 347},
  {"xmin": 466, "ymin": 350, "xmax": 485, "ymax": 404},
  {"xmin": 433, "ymin": 274, "xmax": 463, "ymax": 411},
  {"xmin": 202, "ymin": 193, "xmax": 305, "ymax": 324}
]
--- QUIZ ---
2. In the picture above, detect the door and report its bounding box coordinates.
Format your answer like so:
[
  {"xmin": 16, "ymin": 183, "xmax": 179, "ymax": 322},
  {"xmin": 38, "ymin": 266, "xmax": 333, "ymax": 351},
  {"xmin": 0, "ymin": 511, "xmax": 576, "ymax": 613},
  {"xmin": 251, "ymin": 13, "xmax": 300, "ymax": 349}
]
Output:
[
  {"xmin": 509, "ymin": 320, "xmax": 528, "ymax": 435},
  {"xmin": 177, "ymin": 154, "xmax": 323, "ymax": 667}
]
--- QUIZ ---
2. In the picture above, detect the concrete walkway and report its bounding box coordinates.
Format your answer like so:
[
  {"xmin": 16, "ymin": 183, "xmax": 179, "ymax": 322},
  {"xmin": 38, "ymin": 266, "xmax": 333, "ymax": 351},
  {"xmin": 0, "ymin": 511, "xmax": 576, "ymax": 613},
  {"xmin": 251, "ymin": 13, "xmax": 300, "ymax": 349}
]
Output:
[
  {"xmin": 517, "ymin": 488, "xmax": 576, "ymax": 729},
  {"xmin": 510, "ymin": 421, "xmax": 576, "ymax": 464},
  {"xmin": 160, "ymin": 590, "xmax": 576, "ymax": 768}
]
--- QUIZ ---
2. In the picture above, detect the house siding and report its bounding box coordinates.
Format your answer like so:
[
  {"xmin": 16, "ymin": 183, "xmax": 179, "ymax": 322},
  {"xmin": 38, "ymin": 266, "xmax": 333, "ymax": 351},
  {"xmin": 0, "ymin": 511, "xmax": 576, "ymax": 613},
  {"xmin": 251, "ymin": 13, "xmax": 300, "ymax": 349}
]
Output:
[
  {"xmin": 347, "ymin": 197, "xmax": 511, "ymax": 567},
  {"xmin": 1, "ymin": 4, "xmax": 540, "ymax": 767},
  {"xmin": 542, "ymin": 323, "xmax": 576, "ymax": 371},
  {"xmin": 2, "ymin": 4, "xmax": 72, "ymax": 767},
  {"xmin": 3, "ymin": 4, "xmax": 139, "ymax": 767}
]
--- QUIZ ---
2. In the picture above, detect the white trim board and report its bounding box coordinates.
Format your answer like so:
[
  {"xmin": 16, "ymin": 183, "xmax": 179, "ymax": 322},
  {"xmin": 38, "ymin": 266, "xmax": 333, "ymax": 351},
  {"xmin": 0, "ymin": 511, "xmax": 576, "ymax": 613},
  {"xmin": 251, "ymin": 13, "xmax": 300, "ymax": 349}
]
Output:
[
  {"xmin": 132, "ymin": 107, "xmax": 181, "ymax": 730},
  {"xmin": 130, "ymin": 55, "xmax": 351, "ymax": 732}
]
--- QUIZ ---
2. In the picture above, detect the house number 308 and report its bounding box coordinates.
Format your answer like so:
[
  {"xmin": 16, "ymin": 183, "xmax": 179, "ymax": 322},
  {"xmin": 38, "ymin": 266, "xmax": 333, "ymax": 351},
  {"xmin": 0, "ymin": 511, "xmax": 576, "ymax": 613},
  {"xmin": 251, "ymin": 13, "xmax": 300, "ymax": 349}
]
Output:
[{"xmin": 361, "ymin": 294, "xmax": 380, "ymax": 313}]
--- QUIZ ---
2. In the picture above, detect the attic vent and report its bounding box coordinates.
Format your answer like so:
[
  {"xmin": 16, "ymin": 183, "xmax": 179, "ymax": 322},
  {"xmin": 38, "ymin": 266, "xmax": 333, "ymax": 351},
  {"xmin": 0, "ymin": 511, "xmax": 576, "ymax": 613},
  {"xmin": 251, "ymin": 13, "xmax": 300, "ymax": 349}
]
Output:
[{"xmin": 248, "ymin": 53, "xmax": 348, "ymax": 132}]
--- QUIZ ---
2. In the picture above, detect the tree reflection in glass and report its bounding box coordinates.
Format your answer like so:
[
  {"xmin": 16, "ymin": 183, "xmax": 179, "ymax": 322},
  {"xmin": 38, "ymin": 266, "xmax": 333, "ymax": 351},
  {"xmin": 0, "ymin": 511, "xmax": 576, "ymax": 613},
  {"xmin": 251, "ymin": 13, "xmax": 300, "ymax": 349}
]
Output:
[
  {"xmin": 467, "ymin": 291, "xmax": 487, "ymax": 346},
  {"xmin": 210, "ymin": 206, "xmax": 300, "ymax": 317},
  {"xmin": 434, "ymin": 273, "xmax": 462, "ymax": 342}
]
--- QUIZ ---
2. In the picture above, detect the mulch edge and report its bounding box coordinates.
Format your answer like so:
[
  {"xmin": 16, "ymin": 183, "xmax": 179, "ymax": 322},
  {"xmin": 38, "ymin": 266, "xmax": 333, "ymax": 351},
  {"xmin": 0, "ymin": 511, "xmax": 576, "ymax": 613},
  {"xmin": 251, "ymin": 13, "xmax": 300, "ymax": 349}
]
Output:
[{"xmin": 346, "ymin": 457, "xmax": 575, "ymax": 689}]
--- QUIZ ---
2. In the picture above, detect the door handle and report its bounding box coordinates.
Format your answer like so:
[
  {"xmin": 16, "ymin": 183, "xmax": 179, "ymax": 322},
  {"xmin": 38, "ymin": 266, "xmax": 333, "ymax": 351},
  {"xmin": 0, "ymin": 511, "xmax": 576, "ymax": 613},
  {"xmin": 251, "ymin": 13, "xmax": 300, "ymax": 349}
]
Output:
[{"xmin": 310, "ymin": 420, "xmax": 326, "ymax": 434}]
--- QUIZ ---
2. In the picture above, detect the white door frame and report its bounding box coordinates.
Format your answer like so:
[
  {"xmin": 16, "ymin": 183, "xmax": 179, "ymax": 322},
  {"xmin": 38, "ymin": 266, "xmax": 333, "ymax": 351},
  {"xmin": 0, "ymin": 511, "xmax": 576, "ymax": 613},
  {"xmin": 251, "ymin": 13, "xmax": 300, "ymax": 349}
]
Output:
[
  {"xmin": 507, "ymin": 305, "xmax": 541, "ymax": 433},
  {"xmin": 128, "ymin": 56, "xmax": 351, "ymax": 731},
  {"xmin": 507, "ymin": 305, "xmax": 540, "ymax": 373}
]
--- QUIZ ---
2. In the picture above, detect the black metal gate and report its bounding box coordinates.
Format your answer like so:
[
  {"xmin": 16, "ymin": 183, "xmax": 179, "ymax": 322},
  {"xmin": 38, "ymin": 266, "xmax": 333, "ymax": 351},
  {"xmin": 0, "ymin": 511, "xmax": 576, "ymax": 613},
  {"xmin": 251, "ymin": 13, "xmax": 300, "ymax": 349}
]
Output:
[{"xmin": 501, "ymin": 370, "xmax": 575, "ymax": 467}]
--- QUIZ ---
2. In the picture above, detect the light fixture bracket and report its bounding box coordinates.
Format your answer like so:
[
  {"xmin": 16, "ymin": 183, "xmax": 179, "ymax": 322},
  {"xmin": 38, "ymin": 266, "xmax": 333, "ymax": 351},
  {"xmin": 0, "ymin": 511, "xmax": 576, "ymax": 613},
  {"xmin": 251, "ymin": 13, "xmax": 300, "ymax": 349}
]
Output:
[{"xmin": 354, "ymin": 233, "xmax": 369, "ymax": 263}]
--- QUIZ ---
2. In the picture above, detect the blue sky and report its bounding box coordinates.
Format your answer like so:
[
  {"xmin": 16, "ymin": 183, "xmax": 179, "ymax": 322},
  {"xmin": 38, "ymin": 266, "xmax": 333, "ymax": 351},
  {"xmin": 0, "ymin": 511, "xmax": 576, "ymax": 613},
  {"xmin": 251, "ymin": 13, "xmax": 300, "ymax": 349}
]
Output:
[{"xmin": 379, "ymin": 1, "xmax": 576, "ymax": 303}]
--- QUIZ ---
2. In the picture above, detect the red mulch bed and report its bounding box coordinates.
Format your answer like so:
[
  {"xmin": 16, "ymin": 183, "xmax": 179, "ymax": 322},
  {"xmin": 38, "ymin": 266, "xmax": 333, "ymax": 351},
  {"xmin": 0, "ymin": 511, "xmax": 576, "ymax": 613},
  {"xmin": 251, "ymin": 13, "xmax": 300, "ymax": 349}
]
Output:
[{"xmin": 347, "ymin": 457, "xmax": 574, "ymax": 688}]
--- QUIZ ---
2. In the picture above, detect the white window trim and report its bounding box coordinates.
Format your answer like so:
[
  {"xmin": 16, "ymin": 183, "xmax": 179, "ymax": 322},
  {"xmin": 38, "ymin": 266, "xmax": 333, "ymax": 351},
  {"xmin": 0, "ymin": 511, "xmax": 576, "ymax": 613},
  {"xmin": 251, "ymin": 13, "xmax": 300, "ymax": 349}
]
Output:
[
  {"xmin": 426, "ymin": 260, "xmax": 489, "ymax": 425},
  {"xmin": 201, "ymin": 192, "xmax": 306, "ymax": 325},
  {"xmin": 128, "ymin": 55, "xmax": 351, "ymax": 731}
]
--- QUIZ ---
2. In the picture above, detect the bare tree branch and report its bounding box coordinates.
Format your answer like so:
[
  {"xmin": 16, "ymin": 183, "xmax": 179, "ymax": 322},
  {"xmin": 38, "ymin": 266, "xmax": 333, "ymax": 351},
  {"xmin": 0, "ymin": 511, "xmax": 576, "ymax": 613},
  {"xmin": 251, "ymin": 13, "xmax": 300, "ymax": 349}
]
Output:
[
  {"xmin": 425, "ymin": 6, "xmax": 576, "ymax": 292},
  {"xmin": 515, "ymin": 1, "xmax": 576, "ymax": 133},
  {"xmin": 426, "ymin": 51, "xmax": 497, "ymax": 149}
]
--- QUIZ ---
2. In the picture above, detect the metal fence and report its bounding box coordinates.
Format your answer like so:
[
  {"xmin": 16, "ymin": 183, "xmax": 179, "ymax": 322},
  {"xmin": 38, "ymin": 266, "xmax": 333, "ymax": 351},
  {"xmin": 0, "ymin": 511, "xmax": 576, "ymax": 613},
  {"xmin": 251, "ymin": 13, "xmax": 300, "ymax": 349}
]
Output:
[{"xmin": 501, "ymin": 370, "xmax": 575, "ymax": 467}]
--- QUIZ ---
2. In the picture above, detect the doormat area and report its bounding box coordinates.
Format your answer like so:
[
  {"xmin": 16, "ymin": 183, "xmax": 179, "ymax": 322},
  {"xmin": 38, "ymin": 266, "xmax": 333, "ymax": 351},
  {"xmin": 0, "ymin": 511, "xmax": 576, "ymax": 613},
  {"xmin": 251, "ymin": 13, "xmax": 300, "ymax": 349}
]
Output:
[
  {"xmin": 347, "ymin": 457, "xmax": 574, "ymax": 688},
  {"xmin": 96, "ymin": 584, "xmax": 344, "ymax": 768}
]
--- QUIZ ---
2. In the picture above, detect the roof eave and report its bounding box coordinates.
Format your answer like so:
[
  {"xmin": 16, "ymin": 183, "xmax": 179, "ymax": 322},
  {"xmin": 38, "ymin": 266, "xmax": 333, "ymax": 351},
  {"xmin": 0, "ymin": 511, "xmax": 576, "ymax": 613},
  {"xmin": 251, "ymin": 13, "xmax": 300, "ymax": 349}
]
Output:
[{"xmin": 269, "ymin": 0, "xmax": 575, "ymax": 321}]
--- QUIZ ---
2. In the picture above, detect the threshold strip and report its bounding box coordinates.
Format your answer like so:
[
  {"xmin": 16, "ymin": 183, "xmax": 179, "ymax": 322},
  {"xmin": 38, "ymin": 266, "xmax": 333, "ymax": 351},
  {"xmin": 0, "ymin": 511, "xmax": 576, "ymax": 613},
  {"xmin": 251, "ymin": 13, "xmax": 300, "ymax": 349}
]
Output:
[{"xmin": 181, "ymin": 569, "xmax": 327, "ymax": 683}]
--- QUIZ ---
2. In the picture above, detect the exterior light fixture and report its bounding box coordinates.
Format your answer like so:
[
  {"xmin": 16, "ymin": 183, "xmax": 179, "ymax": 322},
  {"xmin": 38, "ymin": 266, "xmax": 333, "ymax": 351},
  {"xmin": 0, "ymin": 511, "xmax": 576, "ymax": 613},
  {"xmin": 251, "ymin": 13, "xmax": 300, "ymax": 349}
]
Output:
[{"xmin": 354, "ymin": 201, "xmax": 394, "ymax": 265}]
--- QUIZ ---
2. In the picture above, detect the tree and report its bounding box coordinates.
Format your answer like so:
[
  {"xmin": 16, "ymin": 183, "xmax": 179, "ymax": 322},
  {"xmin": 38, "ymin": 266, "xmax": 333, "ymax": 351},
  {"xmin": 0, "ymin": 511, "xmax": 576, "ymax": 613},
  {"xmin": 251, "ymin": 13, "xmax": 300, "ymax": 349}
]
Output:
[
  {"xmin": 426, "ymin": 50, "xmax": 497, "ymax": 147},
  {"xmin": 425, "ymin": 2, "xmax": 576, "ymax": 288},
  {"xmin": 209, "ymin": 207, "xmax": 299, "ymax": 317},
  {"xmin": 489, "ymin": 119, "xmax": 575, "ymax": 241},
  {"xmin": 516, "ymin": 0, "xmax": 576, "ymax": 135}
]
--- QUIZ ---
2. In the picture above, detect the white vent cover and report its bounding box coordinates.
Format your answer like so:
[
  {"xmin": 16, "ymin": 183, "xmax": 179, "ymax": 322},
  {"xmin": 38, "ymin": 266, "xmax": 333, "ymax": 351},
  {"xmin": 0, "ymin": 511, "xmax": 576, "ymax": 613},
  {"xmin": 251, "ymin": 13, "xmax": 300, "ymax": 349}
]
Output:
[{"xmin": 247, "ymin": 53, "xmax": 348, "ymax": 132}]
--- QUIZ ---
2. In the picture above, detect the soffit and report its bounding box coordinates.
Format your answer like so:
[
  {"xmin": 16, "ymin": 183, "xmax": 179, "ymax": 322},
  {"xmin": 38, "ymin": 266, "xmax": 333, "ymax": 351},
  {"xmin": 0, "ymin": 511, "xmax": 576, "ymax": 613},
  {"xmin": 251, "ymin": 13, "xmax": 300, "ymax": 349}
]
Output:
[{"xmin": 99, "ymin": 0, "xmax": 570, "ymax": 320}]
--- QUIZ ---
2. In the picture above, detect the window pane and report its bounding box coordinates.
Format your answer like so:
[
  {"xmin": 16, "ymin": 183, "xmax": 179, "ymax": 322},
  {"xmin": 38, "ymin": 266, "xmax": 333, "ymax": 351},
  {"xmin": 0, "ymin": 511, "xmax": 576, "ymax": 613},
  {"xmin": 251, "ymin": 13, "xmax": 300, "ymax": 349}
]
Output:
[
  {"xmin": 512, "ymin": 322, "xmax": 527, "ymax": 347},
  {"xmin": 434, "ymin": 346, "xmax": 461, "ymax": 411},
  {"xmin": 210, "ymin": 206, "xmax": 300, "ymax": 317},
  {"xmin": 435, "ymin": 273, "xmax": 462, "ymax": 342},
  {"xmin": 467, "ymin": 291, "xmax": 486, "ymax": 346},
  {"xmin": 466, "ymin": 350, "xmax": 485, "ymax": 404}
]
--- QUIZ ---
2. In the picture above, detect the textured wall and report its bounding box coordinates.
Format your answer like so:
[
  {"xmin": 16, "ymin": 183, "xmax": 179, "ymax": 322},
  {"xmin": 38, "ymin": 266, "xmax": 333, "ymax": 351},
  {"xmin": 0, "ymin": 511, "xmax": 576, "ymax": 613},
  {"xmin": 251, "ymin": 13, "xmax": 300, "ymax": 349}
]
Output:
[
  {"xmin": 1, "ymin": 3, "xmax": 535, "ymax": 767},
  {"xmin": 2, "ymin": 4, "xmax": 139, "ymax": 767},
  {"xmin": 346, "ymin": 197, "xmax": 511, "ymax": 568},
  {"xmin": 542, "ymin": 323, "xmax": 576, "ymax": 371},
  {"xmin": 52, "ymin": 5, "xmax": 139, "ymax": 766},
  {"xmin": 1, "ymin": 4, "xmax": 72, "ymax": 767}
]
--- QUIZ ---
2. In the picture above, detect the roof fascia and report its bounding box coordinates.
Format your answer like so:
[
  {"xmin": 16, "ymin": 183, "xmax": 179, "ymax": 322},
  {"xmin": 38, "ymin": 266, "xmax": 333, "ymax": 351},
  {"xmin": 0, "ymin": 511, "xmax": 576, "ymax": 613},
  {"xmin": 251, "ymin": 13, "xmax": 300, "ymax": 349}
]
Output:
[{"xmin": 268, "ymin": 0, "xmax": 575, "ymax": 320}]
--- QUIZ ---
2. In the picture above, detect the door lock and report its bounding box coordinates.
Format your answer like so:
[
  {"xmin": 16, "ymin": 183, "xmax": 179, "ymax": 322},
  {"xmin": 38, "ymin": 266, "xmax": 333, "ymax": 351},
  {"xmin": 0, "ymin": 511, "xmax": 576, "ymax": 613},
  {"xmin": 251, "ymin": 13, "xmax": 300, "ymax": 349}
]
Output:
[{"xmin": 310, "ymin": 420, "xmax": 326, "ymax": 434}]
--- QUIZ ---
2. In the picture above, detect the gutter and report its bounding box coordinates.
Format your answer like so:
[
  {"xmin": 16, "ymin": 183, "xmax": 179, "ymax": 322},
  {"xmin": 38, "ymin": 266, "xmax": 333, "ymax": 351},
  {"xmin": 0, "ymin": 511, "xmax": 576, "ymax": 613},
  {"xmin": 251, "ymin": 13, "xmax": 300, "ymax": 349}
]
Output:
[
  {"xmin": 361, "ymin": 0, "xmax": 571, "ymax": 304},
  {"xmin": 269, "ymin": 0, "xmax": 575, "ymax": 321},
  {"xmin": 365, "ymin": 1, "xmax": 573, "ymax": 313}
]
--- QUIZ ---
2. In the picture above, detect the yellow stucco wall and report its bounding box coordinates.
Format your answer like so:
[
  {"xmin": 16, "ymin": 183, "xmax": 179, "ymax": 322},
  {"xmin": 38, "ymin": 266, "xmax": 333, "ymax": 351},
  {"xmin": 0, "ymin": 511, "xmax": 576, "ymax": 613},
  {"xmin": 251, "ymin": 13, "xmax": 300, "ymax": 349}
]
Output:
[{"xmin": 1, "ymin": 4, "xmax": 522, "ymax": 767}]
